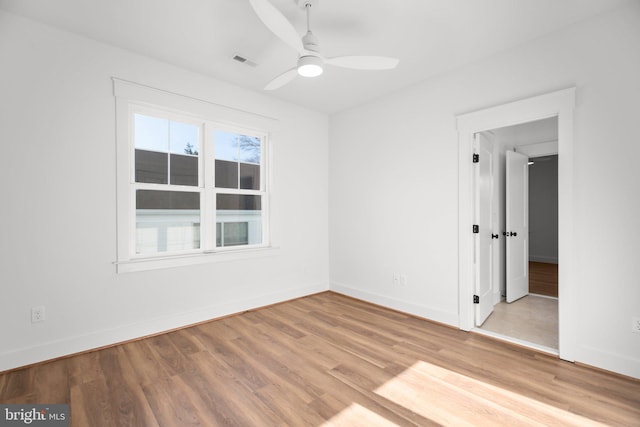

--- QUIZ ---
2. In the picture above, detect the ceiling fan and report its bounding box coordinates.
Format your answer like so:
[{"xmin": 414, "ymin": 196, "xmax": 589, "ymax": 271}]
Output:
[{"xmin": 249, "ymin": 0, "xmax": 399, "ymax": 90}]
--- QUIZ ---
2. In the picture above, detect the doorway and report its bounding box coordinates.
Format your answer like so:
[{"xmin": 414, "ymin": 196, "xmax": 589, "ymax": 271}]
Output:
[
  {"xmin": 475, "ymin": 118, "xmax": 559, "ymax": 352},
  {"xmin": 456, "ymin": 88, "xmax": 577, "ymax": 362}
]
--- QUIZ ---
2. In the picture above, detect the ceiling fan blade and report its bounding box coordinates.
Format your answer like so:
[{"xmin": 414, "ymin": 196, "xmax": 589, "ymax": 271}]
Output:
[
  {"xmin": 325, "ymin": 56, "xmax": 399, "ymax": 70},
  {"xmin": 264, "ymin": 68, "xmax": 299, "ymax": 90},
  {"xmin": 249, "ymin": 0, "xmax": 304, "ymax": 53}
]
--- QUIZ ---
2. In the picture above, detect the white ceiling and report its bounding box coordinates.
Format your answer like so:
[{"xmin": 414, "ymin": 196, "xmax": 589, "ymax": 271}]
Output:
[{"xmin": 0, "ymin": 0, "xmax": 631, "ymax": 114}]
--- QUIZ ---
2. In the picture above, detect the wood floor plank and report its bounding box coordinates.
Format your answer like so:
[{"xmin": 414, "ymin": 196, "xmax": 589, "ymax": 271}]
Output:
[
  {"xmin": 326, "ymin": 363, "xmax": 440, "ymax": 426},
  {"xmin": 1, "ymin": 291, "xmax": 638, "ymax": 427},
  {"xmin": 182, "ymin": 351, "xmax": 283, "ymax": 427},
  {"xmin": 68, "ymin": 350, "xmax": 103, "ymax": 387},
  {"xmin": 529, "ymin": 261, "xmax": 558, "ymax": 297},
  {"xmin": 141, "ymin": 376, "xmax": 205, "ymax": 427},
  {"xmin": 71, "ymin": 376, "xmax": 119, "ymax": 426},
  {"xmin": 0, "ymin": 368, "xmax": 32, "ymax": 401},
  {"xmin": 106, "ymin": 346, "xmax": 162, "ymax": 427},
  {"xmin": 165, "ymin": 328, "xmax": 206, "ymax": 356},
  {"xmin": 174, "ymin": 353, "xmax": 253, "ymax": 427},
  {"xmin": 119, "ymin": 340, "xmax": 172, "ymax": 387},
  {"xmin": 145, "ymin": 334, "xmax": 194, "ymax": 377},
  {"xmin": 33, "ymin": 358, "xmax": 70, "ymax": 404}
]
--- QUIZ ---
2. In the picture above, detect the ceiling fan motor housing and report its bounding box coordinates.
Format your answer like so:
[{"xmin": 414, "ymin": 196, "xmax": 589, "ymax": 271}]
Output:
[{"xmin": 302, "ymin": 31, "xmax": 320, "ymax": 52}]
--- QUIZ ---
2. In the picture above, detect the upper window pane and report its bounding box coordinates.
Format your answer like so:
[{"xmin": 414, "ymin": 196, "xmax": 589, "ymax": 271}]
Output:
[
  {"xmin": 135, "ymin": 114, "xmax": 168, "ymax": 152},
  {"xmin": 136, "ymin": 150, "xmax": 168, "ymax": 184},
  {"xmin": 214, "ymin": 130, "xmax": 262, "ymax": 189},
  {"xmin": 170, "ymin": 154, "xmax": 199, "ymax": 186},
  {"xmin": 214, "ymin": 130, "xmax": 239, "ymax": 161},
  {"xmin": 239, "ymin": 135, "xmax": 261, "ymax": 164},
  {"xmin": 170, "ymin": 121, "xmax": 199, "ymax": 155},
  {"xmin": 135, "ymin": 113, "xmax": 200, "ymax": 186},
  {"xmin": 240, "ymin": 163, "xmax": 260, "ymax": 190},
  {"xmin": 215, "ymin": 160, "xmax": 238, "ymax": 189}
]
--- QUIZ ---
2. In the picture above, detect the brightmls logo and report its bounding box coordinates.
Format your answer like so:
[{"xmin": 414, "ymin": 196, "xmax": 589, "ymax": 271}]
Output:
[{"xmin": 0, "ymin": 405, "xmax": 68, "ymax": 426}]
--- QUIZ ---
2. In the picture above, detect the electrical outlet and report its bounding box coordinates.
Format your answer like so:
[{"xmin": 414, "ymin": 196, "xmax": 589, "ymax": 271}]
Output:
[
  {"xmin": 393, "ymin": 273, "xmax": 400, "ymax": 285},
  {"xmin": 31, "ymin": 306, "xmax": 45, "ymax": 323},
  {"xmin": 632, "ymin": 316, "xmax": 640, "ymax": 334}
]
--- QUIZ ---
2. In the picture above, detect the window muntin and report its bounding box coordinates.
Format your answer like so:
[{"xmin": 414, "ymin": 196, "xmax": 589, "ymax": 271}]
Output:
[{"xmin": 129, "ymin": 107, "xmax": 268, "ymax": 258}]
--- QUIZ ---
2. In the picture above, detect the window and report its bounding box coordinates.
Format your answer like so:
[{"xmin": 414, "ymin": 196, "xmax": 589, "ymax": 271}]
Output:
[
  {"xmin": 214, "ymin": 129, "xmax": 264, "ymax": 248},
  {"xmin": 133, "ymin": 113, "xmax": 203, "ymax": 255},
  {"xmin": 114, "ymin": 79, "xmax": 276, "ymax": 272},
  {"xmin": 131, "ymin": 108, "xmax": 267, "ymax": 256}
]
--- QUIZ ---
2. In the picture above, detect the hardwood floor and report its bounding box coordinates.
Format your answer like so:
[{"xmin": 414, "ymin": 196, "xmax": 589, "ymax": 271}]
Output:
[
  {"xmin": 529, "ymin": 261, "xmax": 558, "ymax": 297},
  {"xmin": 1, "ymin": 292, "xmax": 638, "ymax": 426}
]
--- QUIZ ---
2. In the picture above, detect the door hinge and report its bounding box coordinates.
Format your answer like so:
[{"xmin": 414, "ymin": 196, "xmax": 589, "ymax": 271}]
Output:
[
  {"xmin": 473, "ymin": 295, "xmax": 480, "ymax": 304},
  {"xmin": 473, "ymin": 224, "xmax": 479, "ymax": 234},
  {"xmin": 472, "ymin": 153, "xmax": 479, "ymax": 163}
]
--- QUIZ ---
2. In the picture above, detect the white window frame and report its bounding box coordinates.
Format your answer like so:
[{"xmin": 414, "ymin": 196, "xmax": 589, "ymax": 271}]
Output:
[{"xmin": 114, "ymin": 79, "xmax": 278, "ymax": 273}]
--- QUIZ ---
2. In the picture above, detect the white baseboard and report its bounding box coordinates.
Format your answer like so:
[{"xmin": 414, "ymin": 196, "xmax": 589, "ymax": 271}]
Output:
[
  {"xmin": 0, "ymin": 282, "xmax": 329, "ymax": 372},
  {"xmin": 578, "ymin": 344, "xmax": 640, "ymax": 380},
  {"xmin": 330, "ymin": 281, "xmax": 458, "ymax": 327}
]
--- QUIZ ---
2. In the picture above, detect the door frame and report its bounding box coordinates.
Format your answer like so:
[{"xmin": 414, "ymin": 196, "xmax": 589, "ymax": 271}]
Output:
[{"xmin": 456, "ymin": 88, "xmax": 576, "ymax": 361}]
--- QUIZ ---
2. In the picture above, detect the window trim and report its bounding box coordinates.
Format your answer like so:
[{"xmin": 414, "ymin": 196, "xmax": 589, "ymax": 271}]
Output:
[{"xmin": 113, "ymin": 78, "xmax": 278, "ymax": 273}]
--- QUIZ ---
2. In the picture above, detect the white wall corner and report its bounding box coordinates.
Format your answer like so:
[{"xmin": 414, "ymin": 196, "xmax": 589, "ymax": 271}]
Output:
[{"xmin": 329, "ymin": 281, "xmax": 459, "ymax": 328}]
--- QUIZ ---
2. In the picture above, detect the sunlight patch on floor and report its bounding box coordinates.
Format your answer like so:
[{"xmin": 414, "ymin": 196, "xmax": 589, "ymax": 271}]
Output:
[
  {"xmin": 320, "ymin": 403, "xmax": 399, "ymax": 427},
  {"xmin": 374, "ymin": 360, "xmax": 607, "ymax": 426}
]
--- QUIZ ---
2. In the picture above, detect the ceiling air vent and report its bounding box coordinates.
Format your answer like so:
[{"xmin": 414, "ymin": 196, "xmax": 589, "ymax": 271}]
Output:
[{"xmin": 232, "ymin": 54, "xmax": 258, "ymax": 68}]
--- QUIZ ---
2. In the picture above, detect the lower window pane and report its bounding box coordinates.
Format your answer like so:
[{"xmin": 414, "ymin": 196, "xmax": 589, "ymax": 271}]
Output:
[
  {"xmin": 216, "ymin": 194, "xmax": 262, "ymax": 247},
  {"xmin": 222, "ymin": 222, "xmax": 248, "ymax": 246},
  {"xmin": 136, "ymin": 190, "xmax": 200, "ymax": 254}
]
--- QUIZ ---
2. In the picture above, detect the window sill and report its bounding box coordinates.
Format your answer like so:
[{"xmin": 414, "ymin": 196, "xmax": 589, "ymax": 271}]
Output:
[{"xmin": 115, "ymin": 246, "xmax": 280, "ymax": 273}]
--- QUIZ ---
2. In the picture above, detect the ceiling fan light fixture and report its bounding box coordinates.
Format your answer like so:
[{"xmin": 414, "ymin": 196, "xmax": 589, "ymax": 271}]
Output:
[
  {"xmin": 251, "ymin": 0, "xmax": 398, "ymax": 90},
  {"xmin": 297, "ymin": 55, "xmax": 323, "ymax": 77}
]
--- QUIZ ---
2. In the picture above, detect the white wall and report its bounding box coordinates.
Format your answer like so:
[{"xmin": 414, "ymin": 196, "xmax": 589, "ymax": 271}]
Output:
[
  {"xmin": 329, "ymin": 2, "xmax": 640, "ymax": 378},
  {"xmin": 529, "ymin": 155, "xmax": 559, "ymax": 263},
  {"xmin": 0, "ymin": 10, "xmax": 329, "ymax": 371}
]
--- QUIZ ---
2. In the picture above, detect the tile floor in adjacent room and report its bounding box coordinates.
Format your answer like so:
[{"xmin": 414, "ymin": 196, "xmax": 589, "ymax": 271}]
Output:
[{"xmin": 480, "ymin": 294, "xmax": 558, "ymax": 350}]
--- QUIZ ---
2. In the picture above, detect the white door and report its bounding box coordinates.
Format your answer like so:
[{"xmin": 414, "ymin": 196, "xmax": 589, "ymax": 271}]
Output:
[
  {"xmin": 506, "ymin": 150, "xmax": 529, "ymax": 303},
  {"xmin": 475, "ymin": 133, "xmax": 495, "ymax": 326}
]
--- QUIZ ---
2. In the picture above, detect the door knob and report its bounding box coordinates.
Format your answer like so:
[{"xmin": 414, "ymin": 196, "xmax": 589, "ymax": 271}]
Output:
[
  {"xmin": 509, "ymin": 231, "xmax": 517, "ymax": 237},
  {"xmin": 492, "ymin": 234, "xmax": 499, "ymax": 239}
]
